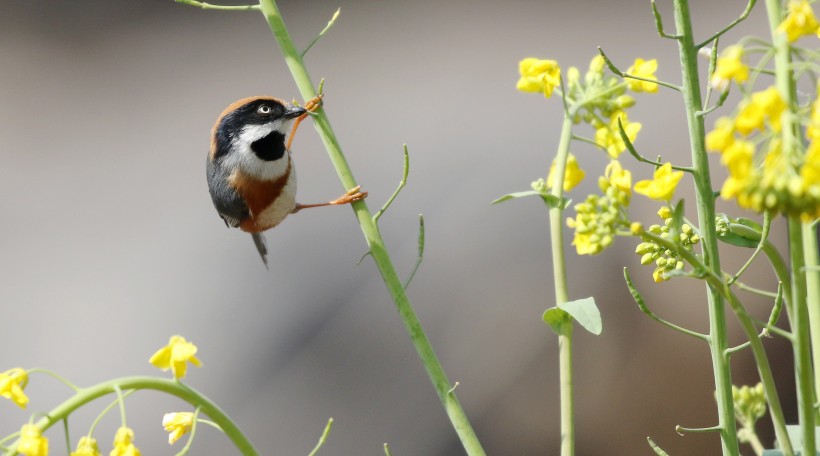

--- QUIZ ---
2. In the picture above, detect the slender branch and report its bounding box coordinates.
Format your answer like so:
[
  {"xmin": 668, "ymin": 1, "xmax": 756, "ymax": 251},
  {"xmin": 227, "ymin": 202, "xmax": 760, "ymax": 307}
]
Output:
[
  {"xmin": 255, "ymin": 2, "xmax": 485, "ymax": 454},
  {"xmin": 676, "ymin": 424, "xmax": 723, "ymax": 435},
  {"xmin": 695, "ymin": 0, "xmax": 757, "ymax": 49},
  {"xmin": 374, "ymin": 145, "xmax": 410, "ymax": 224},
  {"xmin": 734, "ymin": 281, "xmax": 778, "ymax": 298},
  {"xmin": 403, "ymin": 214, "xmax": 425, "ymax": 290},
  {"xmin": 597, "ymin": 47, "xmax": 682, "ymax": 92},
  {"xmin": 307, "ymin": 419, "xmax": 334, "ymax": 456},
  {"xmin": 727, "ymin": 212, "xmax": 773, "ymax": 285},
  {"xmin": 651, "ymin": 0, "xmax": 682, "ymax": 39},
  {"xmin": 26, "ymin": 368, "xmax": 80, "ymax": 392},
  {"xmin": 175, "ymin": 0, "xmax": 259, "ymax": 11},
  {"xmin": 301, "ymin": 8, "xmax": 341, "ymax": 58},
  {"xmin": 616, "ymin": 117, "xmax": 694, "ymax": 172},
  {"xmin": 624, "ymin": 268, "xmax": 709, "ymax": 341}
]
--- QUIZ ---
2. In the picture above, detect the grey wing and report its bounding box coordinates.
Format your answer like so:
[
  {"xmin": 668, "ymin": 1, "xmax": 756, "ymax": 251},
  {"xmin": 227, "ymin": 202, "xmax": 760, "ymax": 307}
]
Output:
[{"xmin": 206, "ymin": 157, "xmax": 249, "ymax": 228}]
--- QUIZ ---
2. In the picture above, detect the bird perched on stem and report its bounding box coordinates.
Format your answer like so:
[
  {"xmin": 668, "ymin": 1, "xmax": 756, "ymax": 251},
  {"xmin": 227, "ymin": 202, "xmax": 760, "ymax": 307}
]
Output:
[{"xmin": 206, "ymin": 95, "xmax": 366, "ymax": 267}]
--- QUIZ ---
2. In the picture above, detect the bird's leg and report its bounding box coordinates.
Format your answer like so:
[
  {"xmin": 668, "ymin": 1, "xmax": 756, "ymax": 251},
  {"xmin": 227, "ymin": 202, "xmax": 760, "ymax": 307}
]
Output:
[
  {"xmin": 286, "ymin": 94, "xmax": 324, "ymax": 151},
  {"xmin": 291, "ymin": 185, "xmax": 368, "ymax": 213}
]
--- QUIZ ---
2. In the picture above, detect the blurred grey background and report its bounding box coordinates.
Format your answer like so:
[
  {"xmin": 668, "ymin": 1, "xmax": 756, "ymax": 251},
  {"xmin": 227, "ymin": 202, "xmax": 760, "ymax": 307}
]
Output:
[{"xmin": 0, "ymin": 0, "xmax": 797, "ymax": 454}]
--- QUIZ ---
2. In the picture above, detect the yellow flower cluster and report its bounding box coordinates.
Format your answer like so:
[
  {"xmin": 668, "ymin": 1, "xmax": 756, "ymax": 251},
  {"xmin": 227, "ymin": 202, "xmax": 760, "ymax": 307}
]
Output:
[
  {"xmin": 547, "ymin": 153, "xmax": 586, "ymax": 191},
  {"xmin": 710, "ymin": 45, "xmax": 749, "ymax": 91},
  {"xmin": 149, "ymin": 335, "xmax": 202, "ymax": 380},
  {"xmin": 517, "ymin": 58, "xmax": 561, "ymax": 98},
  {"xmin": 777, "ymin": 0, "xmax": 819, "ymax": 42},
  {"xmin": 110, "ymin": 427, "xmax": 141, "ymax": 456},
  {"xmin": 566, "ymin": 161, "xmax": 632, "ymax": 255},
  {"xmin": 706, "ymin": 86, "xmax": 820, "ymax": 218},
  {"xmin": 0, "ymin": 367, "xmax": 29, "ymax": 409},
  {"xmin": 635, "ymin": 207, "xmax": 700, "ymax": 282},
  {"xmin": 17, "ymin": 424, "xmax": 48, "ymax": 456}
]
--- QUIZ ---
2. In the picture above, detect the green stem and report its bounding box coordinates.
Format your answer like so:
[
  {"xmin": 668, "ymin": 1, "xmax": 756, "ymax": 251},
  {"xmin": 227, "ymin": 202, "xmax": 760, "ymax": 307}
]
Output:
[
  {"xmin": 1, "ymin": 377, "xmax": 257, "ymax": 456},
  {"xmin": 804, "ymin": 221, "xmax": 820, "ymax": 408},
  {"xmin": 550, "ymin": 114, "xmax": 575, "ymax": 456},
  {"xmin": 765, "ymin": 0, "xmax": 815, "ymax": 452},
  {"xmin": 671, "ymin": 1, "xmax": 739, "ymax": 454},
  {"xmin": 255, "ymin": 2, "xmax": 485, "ymax": 454}
]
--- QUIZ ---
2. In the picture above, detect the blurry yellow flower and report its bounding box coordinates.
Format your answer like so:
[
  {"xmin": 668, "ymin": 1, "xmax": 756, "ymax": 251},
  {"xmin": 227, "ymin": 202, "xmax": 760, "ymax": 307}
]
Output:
[
  {"xmin": 808, "ymin": 92, "xmax": 820, "ymax": 140},
  {"xmin": 595, "ymin": 111, "xmax": 642, "ymax": 159},
  {"xmin": 706, "ymin": 117, "xmax": 736, "ymax": 152},
  {"xmin": 517, "ymin": 58, "xmax": 561, "ymax": 98},
  {"xmin": 162, "ymin": 412, "xmax": 195, "ymax": 445},
  {"xmin": 735, "ymin": 87, "xmax": 785, "ymax": 135},
  {"xmin": 149, "ymin": 335, "xmax": 202, "ymax": 380},
  {"xmin": 720, "ymin": 140, "xmax": 755, "ymax": 199},
  {"xmin": 0, "ymin": 368, "xmax": 29, "ymax": 409},
  {"xmin": 110, "ymin": 427, "xmax": 140, "ymax": 456},
  {"xmin": 626, "ymin": 58, "xmax": 659, "ymax": 93},
  {"xmin": 710, "ymin": 45, "xmax": 749, "ymax": 91},
  {"xmin": 777, "ymin": 0, "xmax": 819, "ymax": 42},
  {"xmin": 634, "ymin": 163, "xmax": 684, "ymax": 201},
  {"xmin": 70, "ymin": 437, "xmax": 101, "ymax": 456},
  {"xmin": 605, "ymin": 160, "xmax": 632, "ymax": 196},
  {"xmin": 547, "ymin": 153, "xmax": 586, "ymax": 191},
  {"xmin": 17, "ymin": 424, "xmax": 48, "ymax": 456}
]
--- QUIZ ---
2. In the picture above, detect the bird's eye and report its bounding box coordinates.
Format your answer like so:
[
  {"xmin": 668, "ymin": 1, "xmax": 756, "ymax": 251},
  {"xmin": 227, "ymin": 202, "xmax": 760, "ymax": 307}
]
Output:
[{"xmin": 257, "ymin": 105, "xmax": 272, "ymax": 115}]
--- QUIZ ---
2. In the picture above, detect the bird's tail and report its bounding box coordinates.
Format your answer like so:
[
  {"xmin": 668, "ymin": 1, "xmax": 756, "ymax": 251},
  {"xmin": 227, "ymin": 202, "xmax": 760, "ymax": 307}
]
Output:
[{"xmin": 251, "ymin": 232, "xmax": 269, "ymax": 269}]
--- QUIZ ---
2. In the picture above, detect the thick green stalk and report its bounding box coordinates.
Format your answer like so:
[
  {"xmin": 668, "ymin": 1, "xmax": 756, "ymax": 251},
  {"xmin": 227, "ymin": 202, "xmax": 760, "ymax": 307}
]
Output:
[
  {"xmin": 1, "ymin": 377, "xmax": 258, "ymax": 456},
  {"xmin": 804, "ymin": 221, "xmax": 820, "ymax": 405},
  {"xmin": 255, "ymin": 2, "xmax": 485, "ymax": 454},
  {"xmin": 764, "ymin": 0, "xmax": 816, "ymax": 452},
  {"xmin": 550, "ymin": 115, "xmax": 575, "ymax": 456},
  {"xmin": 671, "ymin": 1, "xmax": 739, "ymax": 453}
]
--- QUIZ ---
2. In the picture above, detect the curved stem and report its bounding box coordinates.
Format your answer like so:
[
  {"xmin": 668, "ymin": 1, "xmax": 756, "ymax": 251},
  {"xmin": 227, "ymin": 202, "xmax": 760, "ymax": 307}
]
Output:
[
  {"xmin": 255, "ymin": 2, "xmax": 485, "ymax": 454},
  {"xmin": 1, "ymin": 377, "xmax": 258, "ymax": 456}
]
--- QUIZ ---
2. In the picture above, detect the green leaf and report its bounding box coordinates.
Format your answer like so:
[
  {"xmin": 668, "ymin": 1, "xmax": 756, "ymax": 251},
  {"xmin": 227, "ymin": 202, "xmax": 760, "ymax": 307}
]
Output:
[
  {"xmin": 491, "ymin": 190, "xmax": 564, "ymax": 208},
  {"xmin": 542, "ymin": 307, "xmax": 572, "ymax": 335},
  {"xmin": 558, "ymin": 297, "xmax": 602, "ymax": 335},
  {"xmin": 718, "ymin": 232, "xmax": 759, "ymax": 248},
  {"xmin": 647, "ymin": 438, "xmax": 670, "ymax": 456}
]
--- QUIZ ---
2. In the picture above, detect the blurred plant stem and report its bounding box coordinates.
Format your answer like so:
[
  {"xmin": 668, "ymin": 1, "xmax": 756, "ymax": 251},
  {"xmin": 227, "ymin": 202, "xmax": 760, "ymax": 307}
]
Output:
[
  {"xmin": 256, "ymin": 1, "xmax": 486, "ymax": 454},
  {"xmin": 549, "ymin": 114, "xmax": 575, "ymax": 456}
]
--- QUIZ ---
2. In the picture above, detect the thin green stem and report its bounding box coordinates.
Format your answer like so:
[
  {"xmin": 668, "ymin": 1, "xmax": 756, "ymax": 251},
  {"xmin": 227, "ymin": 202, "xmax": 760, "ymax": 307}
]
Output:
[
  {"xmin": 550, "ymin": 113, "xmax": 575, "ymax": 456},
  {"xmin": 255, "ymin": 2, "xmax": 485, "ymax": 454},
  {"xmin": 307, "ymin": 419, "xmax": 334, "ymax": 456},
  {"xmin": 26, "ymin": 368, "xmax": 80, "ymax": 392},
  {"xmin": 175, "ymin": 0, "xmax": 259, "ymax": 11},
  {"xmin": 804, "ymin": 221, "xmax": 820, "ymax": 407},
  {"xmin": 765, "ymin": 0, "xmax": 815, "ymax": 451},
  {"xmin": 1, "ymin": 377, "xmax": 258, "ymax": 456},
  {"xmin": 671, "ymin": 1, "xmax": 739, "ymax": 454}
]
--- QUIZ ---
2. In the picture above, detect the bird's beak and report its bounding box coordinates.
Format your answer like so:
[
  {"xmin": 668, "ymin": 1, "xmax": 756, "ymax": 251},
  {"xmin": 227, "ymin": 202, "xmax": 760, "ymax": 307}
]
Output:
[{"xmin": 285, "ymin": 105, "xmax": 307, "ymax": 119}]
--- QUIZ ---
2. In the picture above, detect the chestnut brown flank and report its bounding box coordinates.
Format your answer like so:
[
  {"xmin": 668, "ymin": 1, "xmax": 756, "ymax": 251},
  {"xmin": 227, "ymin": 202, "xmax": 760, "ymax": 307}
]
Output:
[{"xmin": 227, "ymin": 160, "xmax": 292, "ymax": 233}]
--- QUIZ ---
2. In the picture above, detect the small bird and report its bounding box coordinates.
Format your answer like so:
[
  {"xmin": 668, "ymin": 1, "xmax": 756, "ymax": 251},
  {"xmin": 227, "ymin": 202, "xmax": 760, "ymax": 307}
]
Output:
[{"xmin": 206, "ymin": 95, "xmax": 366, "ymax": 267}]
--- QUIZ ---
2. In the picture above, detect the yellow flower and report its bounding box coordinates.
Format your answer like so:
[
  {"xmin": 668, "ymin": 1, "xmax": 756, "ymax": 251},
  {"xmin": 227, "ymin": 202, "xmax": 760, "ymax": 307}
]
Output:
[
  {"xmin": 162, "ymin": 412, "xmax": 195, "ymax": 445},
  {"xmin": 71, "ymin": 437, "xmax": 101, "ymax": 456},
  {"xmin": 777, "ymin": 0, "xmax": 819, "ymax": 42},
  {"xmin": 517, "ymin": 58, "xmax": 561, "ymax": 98},
  {"xmin": 720, "ymin": 140, "xmax": 755, "ymax": 199},
  {"xmin": 706, "ymin": 116, "xmax": 736, "ymax": 152},
  {"xmin": 735, "ymin": 87, "xmax": 785, "ymax": 135},
  {"xmin": 657, "ymin": 206, "xmax": 672, "ymax": 220},
  {"xmin": 808, "ymin": 91, "xmax": 820, "ymax": 140},
  {"xmin": 110, "ymin": 427, "xmax": 140, "ymax": 456},
  {"xmin": 634, "ymin": 163, "xmax": 684, "ymax": 201},
  {"xmin": 0, "ymin": 368, "xmax": 29, "ymax": 409},
  {"xmin": 149, "ymin": 335, "xmax": 202, "ymax": 380},
  {"xmin": 595, "ymin": 111, "xmax": 642, "ymax": 159},
  {"xmin": 17, "ymin": 424, "xmax": 48, "ymax": 456},
  {"xmin": 604, "ymin": 160, "xmax": 632, "ymax": 196},
  {"xmin": 626, "ymin": 58, "xmax": 659, "ymax": 93},
  {"xmin": 710, "ymin": 45, "xmax": 749, "ymax": 91},
  {"xmin": 547, "ymin": 153, "xmax": 586, "ymax": 191}
]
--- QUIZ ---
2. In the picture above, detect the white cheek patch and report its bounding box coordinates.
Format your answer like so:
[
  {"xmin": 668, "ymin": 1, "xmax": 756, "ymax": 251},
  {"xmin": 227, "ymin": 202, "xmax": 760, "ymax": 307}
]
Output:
[{"xmin": 226, "ymin": 119, "xmax": 295, "ymax": 180}]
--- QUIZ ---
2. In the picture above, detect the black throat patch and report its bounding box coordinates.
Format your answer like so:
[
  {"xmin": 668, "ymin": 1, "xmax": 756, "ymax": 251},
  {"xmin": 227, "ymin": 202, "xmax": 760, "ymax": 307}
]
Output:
[{"xmin": 251, "ymin": 131, "xmax": 287, "ymax": 161}]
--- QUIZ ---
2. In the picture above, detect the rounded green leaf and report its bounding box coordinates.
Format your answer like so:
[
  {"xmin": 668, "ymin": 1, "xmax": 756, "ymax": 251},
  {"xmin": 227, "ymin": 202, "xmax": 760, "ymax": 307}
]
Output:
[{"xmin": 558, "ymin": 297, "xmax": 602, "ymax": 335}]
